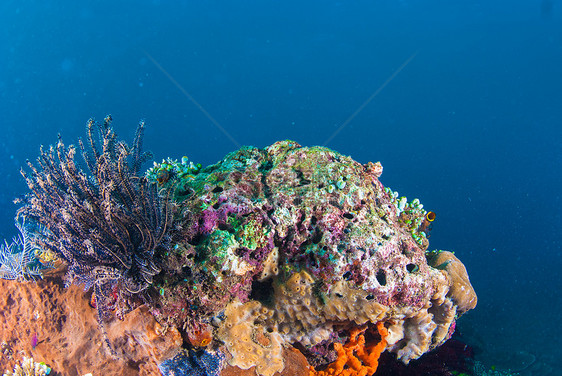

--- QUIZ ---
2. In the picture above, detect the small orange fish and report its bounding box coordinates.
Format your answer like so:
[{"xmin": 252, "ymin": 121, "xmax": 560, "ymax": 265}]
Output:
[{"xmin": 419, "ymin": 211, "xmax": 436, "ymax": 234}]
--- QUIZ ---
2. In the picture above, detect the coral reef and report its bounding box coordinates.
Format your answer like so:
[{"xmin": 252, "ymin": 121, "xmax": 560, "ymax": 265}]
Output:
[{"xmin": 7, "ymin": 120, "xmax": 477, "ymax": 376}]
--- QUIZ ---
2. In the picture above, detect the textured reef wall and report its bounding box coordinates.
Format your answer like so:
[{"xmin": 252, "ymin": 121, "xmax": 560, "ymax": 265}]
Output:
[{"xmin": 2, "ymin": 120, "xmax": 476, "ymax": 376}]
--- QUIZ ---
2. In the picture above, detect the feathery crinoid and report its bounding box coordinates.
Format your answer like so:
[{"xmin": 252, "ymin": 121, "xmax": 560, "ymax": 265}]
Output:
[
  {"xmin": 18, "ymin": 115, "xmax": 171, "ymax": 321},
  {"xmin": 0, "ymin": 218, "xmax": 52, "ymax": 281}
]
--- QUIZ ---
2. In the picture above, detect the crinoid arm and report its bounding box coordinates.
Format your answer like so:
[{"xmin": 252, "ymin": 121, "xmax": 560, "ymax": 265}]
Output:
[
  {"xmin": 0, "ymin": 218, "xmax": 52, "ymax": 281},
  {"xmin": 18, "ymin": 116, "xmax": 171, "ymax": 354}
]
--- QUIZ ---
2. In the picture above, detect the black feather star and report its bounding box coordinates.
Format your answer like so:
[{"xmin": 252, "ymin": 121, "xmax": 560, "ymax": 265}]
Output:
[{"xmin": 18, "ymin": 116, "xmax": 171, "ymax": 352}]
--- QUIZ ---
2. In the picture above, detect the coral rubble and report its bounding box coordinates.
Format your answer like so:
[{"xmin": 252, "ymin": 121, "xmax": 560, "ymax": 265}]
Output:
[{"xmin": 3, "ymin": 119, "xmax": 477, "ymax": 376}]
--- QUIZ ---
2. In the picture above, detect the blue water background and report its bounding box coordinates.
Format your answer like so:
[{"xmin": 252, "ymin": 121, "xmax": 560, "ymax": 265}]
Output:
[{"xmin": 1, "ymin": 0, "xmax": 560, "ymax": 372}]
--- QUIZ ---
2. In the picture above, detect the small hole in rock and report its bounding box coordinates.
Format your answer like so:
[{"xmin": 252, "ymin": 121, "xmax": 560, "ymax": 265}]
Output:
[
  {"xmin": 249, "ymin": 278, "xmax": 274, "ymax": 306},
  {"xmin": 311, "ymin": 229, "xmax": 323, "ymax": 244},
  {"xmin": 376, "ymin": 270, "xmax": 387, "ymax": 286},
  {"xmin": 406, "ymin": 263, "xmax": 419, "ymax": 273}
]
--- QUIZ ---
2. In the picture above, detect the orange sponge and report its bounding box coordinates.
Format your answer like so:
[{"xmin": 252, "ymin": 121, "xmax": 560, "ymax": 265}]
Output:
[{"xmin": 309, "ymin": 322, "xmax": 388, "ymax": 376}]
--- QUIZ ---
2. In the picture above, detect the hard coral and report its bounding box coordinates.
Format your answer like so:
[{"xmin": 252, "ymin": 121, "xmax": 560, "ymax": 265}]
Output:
[{"xmin": 7, "ymin": 126, "xmax": 477, "ymax": 375}]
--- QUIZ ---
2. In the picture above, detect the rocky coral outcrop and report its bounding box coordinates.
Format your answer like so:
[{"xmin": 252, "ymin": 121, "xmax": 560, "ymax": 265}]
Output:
[
  {"xmin": 147, "ymin": 140, "xmax": 477, "ymax": 373},
  {"xmin": 1, "ymin": 138, "xmax": 476, "ymax": 376}
]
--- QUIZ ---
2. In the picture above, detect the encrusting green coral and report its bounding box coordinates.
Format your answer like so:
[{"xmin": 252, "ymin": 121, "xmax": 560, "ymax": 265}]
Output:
[
  {"xmin": 384, "ymin": 187, "xmax": 432, "ymax": 248},
  {"xmin": 145, "ymin": 156, "xmax": 201, "ymax": 187}
]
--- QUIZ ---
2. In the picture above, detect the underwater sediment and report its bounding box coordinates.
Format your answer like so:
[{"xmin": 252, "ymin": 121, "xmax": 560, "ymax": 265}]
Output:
[{"xmin": 1, "ymin": 119, "xmax": 476, "ymax": 376}]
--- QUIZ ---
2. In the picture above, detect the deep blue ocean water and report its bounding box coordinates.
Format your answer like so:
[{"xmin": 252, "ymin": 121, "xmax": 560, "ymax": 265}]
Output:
[{"xmin": 1, "ymin": 1, "xmax": 560, "ymax": 374}]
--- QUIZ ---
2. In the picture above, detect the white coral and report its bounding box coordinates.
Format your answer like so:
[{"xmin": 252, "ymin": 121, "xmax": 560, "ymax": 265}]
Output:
[{"xmin": 3, "ymin": 356, "xmax": 51, "ymax": 376}]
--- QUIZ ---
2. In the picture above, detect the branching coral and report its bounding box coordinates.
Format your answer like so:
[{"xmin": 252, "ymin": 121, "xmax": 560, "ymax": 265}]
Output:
[
  {"xmin": 309, "ymin": 322, "xmax": 389, "ymax": 376},
  {"xmin": 18, "ymin": 116, "xmax": 171, "ymax": 320}
]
